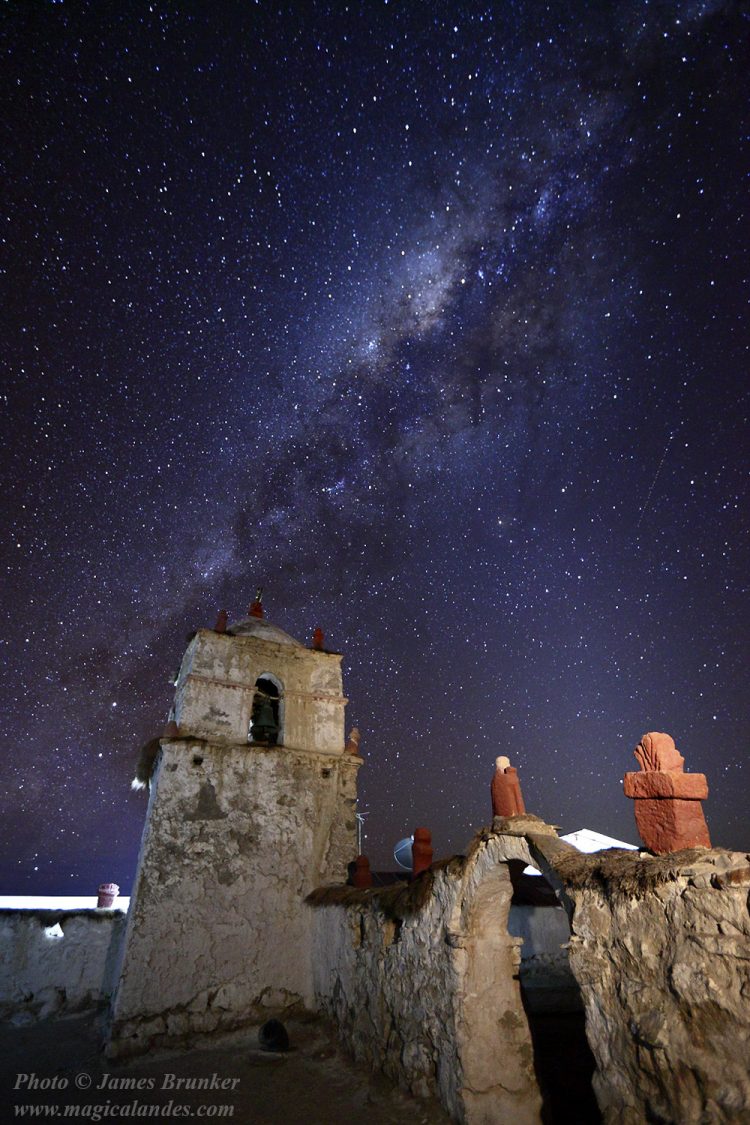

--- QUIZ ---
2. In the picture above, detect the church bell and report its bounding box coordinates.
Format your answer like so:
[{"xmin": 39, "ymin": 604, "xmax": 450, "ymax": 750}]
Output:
[{"xmin": 252, "ymin": 695, "xmax": 279, "ymax": 744}]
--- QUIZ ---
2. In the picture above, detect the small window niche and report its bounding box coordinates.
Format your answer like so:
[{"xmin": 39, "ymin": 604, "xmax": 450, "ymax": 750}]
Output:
[{"xmin": 249, "ymin": 675, "xmax": 283, "ymax": 746}]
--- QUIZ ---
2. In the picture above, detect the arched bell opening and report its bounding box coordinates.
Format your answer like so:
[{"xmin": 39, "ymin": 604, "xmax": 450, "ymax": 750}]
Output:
[{"xmin": 249, "ymin": 674, "xmax": 283, "ymax": 746}]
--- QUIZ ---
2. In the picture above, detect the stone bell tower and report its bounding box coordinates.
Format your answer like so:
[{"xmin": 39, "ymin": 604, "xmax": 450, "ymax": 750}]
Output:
[{"xmin": 108, "ymin": 596, "xmax": 361, "ymax": 1058}]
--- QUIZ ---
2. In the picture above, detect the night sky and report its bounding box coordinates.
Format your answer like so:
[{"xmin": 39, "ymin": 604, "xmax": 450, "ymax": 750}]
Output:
[{"xmin": 3, "ymin": 1, "xmax": 748, "ymax": 894}]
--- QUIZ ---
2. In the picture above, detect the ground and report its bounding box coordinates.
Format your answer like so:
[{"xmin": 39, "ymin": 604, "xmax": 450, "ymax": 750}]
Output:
[{"xmin": 1, "ymin": 1011, "xmax": 449, "ymax": 1124}]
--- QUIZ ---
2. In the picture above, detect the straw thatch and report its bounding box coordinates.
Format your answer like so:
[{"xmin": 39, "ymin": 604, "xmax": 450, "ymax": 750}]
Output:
[
  {"xmin": 550, "ymin": 847, "xmax": 717, "ymax": 896},
  {"xmin": 131, "ymin": 737, "xmax": 162, "ymax": 791},
  {"xmin": 306, "ymin": 869, "xmax": 438, "ymax": 921}
]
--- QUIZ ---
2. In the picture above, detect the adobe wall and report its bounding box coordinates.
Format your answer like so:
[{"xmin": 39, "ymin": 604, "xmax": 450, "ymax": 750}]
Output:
[
  {"xmin": 174, "ymin": 629, "xmax": 347, "ymax": 754},
  {"xmin": 491, "ymin": 817, "xmax": 750, "ymax": 1125},
  {"xmin": 108, "ymin": 738, "xmax": 359, "ymax": 1058},
  {"xmin": 309, "ymin": 834, "xmax": 543, "ymax": 1125},
  {"xmin": 557, "ymin": 845, "xmax": 750, "ymax": 1124},
  {"xmin": 0, "ymin": 909, "xmax": 126, "ymax": 1023}
]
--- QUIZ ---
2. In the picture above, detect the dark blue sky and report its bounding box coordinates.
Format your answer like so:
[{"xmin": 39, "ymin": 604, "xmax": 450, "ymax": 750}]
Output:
[{"xmin": 2, "ymin": 0, "xmax": 748, "ymax": 891}]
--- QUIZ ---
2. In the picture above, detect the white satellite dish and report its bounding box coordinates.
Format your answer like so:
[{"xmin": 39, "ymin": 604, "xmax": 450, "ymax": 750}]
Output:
[{"xmin": 393, "ymin": 836, "xmax": 414, "ymax": 872}]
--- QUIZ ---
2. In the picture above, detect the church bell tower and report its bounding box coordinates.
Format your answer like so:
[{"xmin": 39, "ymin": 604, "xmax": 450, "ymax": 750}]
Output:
[{"xmin": 108, "ymin": 595, "xmax": 361, "ymax": 1057}]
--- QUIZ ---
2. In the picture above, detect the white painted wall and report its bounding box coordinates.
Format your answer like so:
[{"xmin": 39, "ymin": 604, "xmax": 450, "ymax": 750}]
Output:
[
  {"xmin": 109, "ymin": 739, "xmax": 359, "ymax": 1057},
  {"xmin": 174, "ymin": 630, "xmax": 347, "ymax": 753},
  {"xmin": 0, "ymin": 897, "xmax": 130, "ymax": 910},
  {"xmin": 0, "ymin": 909, "xmax": 127, "ymax": 1022}
]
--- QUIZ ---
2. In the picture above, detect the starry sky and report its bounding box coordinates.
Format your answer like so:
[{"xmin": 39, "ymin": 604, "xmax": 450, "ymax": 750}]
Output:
[{"xmin": 2, "ymin": 1, "xmax": 748, "ymax": 893}]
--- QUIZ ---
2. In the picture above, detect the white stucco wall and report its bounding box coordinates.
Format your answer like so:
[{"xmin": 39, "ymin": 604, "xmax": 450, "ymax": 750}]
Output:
[
  {"xmin": 0, "ymin": 909, "xmax": 127, "ymax": 1022},
  {"xmin": 109, "ymin": 738, "xmax": 359, "ymax": 1057},
  {"xmin": 174, "ymin": 630, "xmax": 347, "ymax": 753}
]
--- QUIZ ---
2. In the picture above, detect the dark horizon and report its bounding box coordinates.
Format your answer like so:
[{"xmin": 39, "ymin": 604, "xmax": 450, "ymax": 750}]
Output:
[{"xmin": 2, "ymin": 1, "xmax": 748, "ymax": 894}]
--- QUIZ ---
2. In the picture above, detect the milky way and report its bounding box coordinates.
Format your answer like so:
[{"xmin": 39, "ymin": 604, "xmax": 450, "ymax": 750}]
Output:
[{"xmin": 2, "ymin": 1, "xmax": 748, "ymax": 891}]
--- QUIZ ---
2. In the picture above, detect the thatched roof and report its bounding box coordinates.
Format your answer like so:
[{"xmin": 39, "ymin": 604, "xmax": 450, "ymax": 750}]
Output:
[
  {"xmin": 308, "ymin": 818, "xmax": 742, "ymax": 916},
  {"xmin": 131, "ymin": 737, "xmax": 162, "ymax": 790},
  {"xmin": 551, "ymin": 846, "xmax": 725, "ymax": 895},
  {"xmin": 306, "ymin": 870, "xmax": 437, "ymax": 921}
]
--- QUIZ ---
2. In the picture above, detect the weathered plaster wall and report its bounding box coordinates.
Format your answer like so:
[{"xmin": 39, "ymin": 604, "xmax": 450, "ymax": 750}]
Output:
[
  {"xmin": 0, "ymin": 909, "xmax": 126, "ymax": 1022},
  {"xmin": 174, "ymin": 630, "xmax": 346, "ymax": 753},
  {"xmin": 109, "ymin": 738, "xmax": 359, "ymax": 1057},
  {"xmin": 560, "ymin": 848, "xmax": 750, "ymax": 1124},
  {"xmin": 309, "ymin": 836, "xmax": 543, "ymax": 1125},
  {"xmin": 491, "ymin": 816, "xmax": 750, "ymax": 1125}
]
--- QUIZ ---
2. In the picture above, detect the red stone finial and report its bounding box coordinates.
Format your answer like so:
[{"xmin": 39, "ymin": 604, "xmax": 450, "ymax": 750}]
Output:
[
  {"xmin": 624, "ymin": 731, "xmax": 710, "ymax": 853},
  {"xmin": 249, "ymin": 587, "xmax": 264, "ymax": 619},
  {"xmin": 345, "ymin": 727, "xmax": 361, "ymax": 755},
  {"xmin": 214, "ymin": 609, "xmax": 228, "ymax": 633},
  {"xmin": 412, "ymin": 827, "xmax": 433, "ymax": 878},
  {"xmin": 312, "ymin": 627, "xmax": 324, "ymax": 650},
  {"xmin": 352, "ymin": 855, "xmax": 372, "ymax": 889},
  {"xmin": 491, "ymin": 755, "xmax": 526, "ymax": 818}
]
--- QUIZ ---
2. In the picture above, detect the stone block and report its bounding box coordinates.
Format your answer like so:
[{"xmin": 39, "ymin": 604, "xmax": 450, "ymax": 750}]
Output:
[
  {"xmin": 623, "ymin": 771, "xmax": 708, "ymax": 800},
  {"xmin": 633, "ymin": 797, "xmax": 711, "ymax": 853}
]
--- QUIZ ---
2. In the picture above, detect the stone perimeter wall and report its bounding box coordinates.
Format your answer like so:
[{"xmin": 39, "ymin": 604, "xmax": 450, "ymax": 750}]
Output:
[
  {"xmin": 310, "ymin": 818, "xmax": 750, "ymax": 1125},
  {"xmin": 0, "ymin": 909, "xmax": 126, "ymax": 1023},
  {"xmin": 309, "ymin": 836, "xmax": 543, "ymax": 1125},
  {"xmin": 490, "ymin": 818, "xmax": 750, "ymax": 1124},
  {"xmin": 557, "ymin": 843, "xmax": 750, "ymax": 1124},
  {"xmin": 5, "ymin": 811, "xmax": 747, "ymax": 1124}
]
